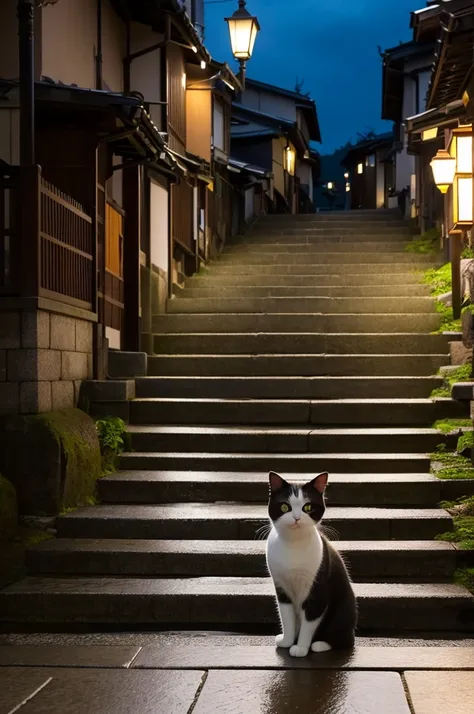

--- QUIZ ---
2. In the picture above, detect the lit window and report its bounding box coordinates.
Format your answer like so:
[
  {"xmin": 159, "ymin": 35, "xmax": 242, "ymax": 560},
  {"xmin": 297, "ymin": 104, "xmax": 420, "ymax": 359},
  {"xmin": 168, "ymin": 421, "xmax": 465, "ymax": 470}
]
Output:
[
  {"xmin": 357, "ymin": 163, "xmax": 363, "ymax": 175},
  {"xmin": 285, "ymin": 147, "xmax": 296, "ymax": 176},
  {"xmin": 366, "ymin": 154, "xmax": 375, "ymax": 168}
]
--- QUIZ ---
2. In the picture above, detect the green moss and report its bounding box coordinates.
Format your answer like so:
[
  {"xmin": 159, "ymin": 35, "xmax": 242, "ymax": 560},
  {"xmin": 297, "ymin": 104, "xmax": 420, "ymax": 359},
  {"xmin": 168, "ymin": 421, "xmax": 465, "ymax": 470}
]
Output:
[
  {"xmin": 455, "ymin": 568, "xmax": 474, "ymax": 593},
  {"xmin": 32, "ymin": 409, "xmax": 102, "ymax": 511},
  {"xmin": 431, "ymin": 444, "xmax": 474, "ymax": 479},
  {"xmin": 436, "ymin": 497, "xmax": 474, "ymax": 549},
  {"xmin": 433, "ymin": 419, "xmax": 473, "ymax": 435},
  {"xmin": 462, "ymin": 246, "xmax": 474, "ymax": 259},
  {"xmin": 458, "ymin": 431, "xmax": 474, "ymax": 454},
  {"xmin": 405, "ymin": 229, "xmax": 440, "ymax": 254},
  {"xmin": 433, "ymin": 302, "xmax": 462, "ymax": 333},
  {"xmin": 422, "ymin": 262, "xmax": 452, "ymax": 296},
  {"xmin": 430, "ymin": 363, "xmax": 473, "ymax": 398},
  {"xmin": 0, "ymin": 474, "xmax": 18, "ymax": 539}
]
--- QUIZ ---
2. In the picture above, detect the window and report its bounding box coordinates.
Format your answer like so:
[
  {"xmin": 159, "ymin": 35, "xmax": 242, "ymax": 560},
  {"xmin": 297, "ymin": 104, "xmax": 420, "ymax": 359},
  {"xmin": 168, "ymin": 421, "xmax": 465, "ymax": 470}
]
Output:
[
  {"xmin": 357, "ymin": 163, "xmax": 363, "ymax": 175},
  {"xmin": 366, "ymin": 154, "xmax": 375, "ymax": 168},
  {"xmin": 285, "ymin": 147, "xmax": 296, "ymax": 176}
]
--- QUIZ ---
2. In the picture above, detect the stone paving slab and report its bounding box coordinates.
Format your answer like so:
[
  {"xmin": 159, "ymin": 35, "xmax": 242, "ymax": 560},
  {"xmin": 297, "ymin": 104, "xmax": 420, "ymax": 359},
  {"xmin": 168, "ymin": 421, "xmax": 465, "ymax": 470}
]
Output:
[
  {"xmin": 0, "ymin": 667, "xmax": 204, "ymax": 714},
  {"xmin": 405, "ymin": 671, "xmax": 474, "ymax": 714},
  {"xmin": 132, "ymin": 644, "xmax": 474, "ymax": 671},
  {"xmin": 192, "ymin": 670, "xmax": 411, "ymax": 714},
  {"xmin": 0, "ymin": 668, "xmax": 52, "ymax": 714},
  {"xmin": 0, "ymin": 645, "xmax": 141, "ymax": 668}
]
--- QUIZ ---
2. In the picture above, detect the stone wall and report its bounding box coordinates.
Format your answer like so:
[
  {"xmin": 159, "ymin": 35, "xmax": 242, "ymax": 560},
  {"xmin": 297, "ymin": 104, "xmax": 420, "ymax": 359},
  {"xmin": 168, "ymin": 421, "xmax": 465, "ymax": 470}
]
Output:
[{"xmin": 0, "ymin": 309, "xmax": 93, "ymax": 415}]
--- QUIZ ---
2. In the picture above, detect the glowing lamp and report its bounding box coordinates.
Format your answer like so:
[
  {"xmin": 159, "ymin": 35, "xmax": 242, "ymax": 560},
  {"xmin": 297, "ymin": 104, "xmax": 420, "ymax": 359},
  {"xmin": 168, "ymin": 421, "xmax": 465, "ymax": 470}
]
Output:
[
  {"xmin": 226, "ymin": 0, "xmax": 260, "ymax": 61},
  {"xmin": 448, "ymin": 129, "xmax": 473, "ymax": 233},
  {"xmin": 430, "ymin": 149, "xmax": 456, "ymax": 194}
]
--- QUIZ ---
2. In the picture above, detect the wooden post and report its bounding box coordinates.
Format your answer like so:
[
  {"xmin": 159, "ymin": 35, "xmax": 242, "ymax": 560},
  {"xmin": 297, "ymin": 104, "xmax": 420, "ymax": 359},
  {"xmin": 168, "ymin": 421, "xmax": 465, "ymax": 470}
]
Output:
[
  {"xmin": 452, "ymin": 233, "xmax": 462, "ymax": 320},
  {"xmin": 20, "ymin": 164, "xmax": 40, "ymax": 297},
  {"xmin": 123, "ymin": 164, "xmax": 141, "ymax": 351}
]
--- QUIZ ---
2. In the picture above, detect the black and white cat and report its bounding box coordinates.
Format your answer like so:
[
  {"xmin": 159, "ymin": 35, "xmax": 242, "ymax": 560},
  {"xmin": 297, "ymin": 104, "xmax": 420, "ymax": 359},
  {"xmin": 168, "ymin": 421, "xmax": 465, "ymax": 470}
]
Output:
[{"xmin": 265, "ymin": 471, "xmax": 357, "ymax": 658}]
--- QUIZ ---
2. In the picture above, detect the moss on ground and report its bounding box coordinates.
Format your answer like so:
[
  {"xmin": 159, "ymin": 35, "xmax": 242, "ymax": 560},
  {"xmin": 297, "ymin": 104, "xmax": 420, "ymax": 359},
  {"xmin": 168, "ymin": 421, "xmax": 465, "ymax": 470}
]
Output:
[
  {"xmin": 430, "ymin": 363, "xmax": 473, "ymax": 398},
  {"xmin": 433, "ymin": 419, "xmax": 473, "ymax": 435},
  {"xmin": 405, "ymin": 228, "xmax": 440, "ymax": 255},
  {"xmin": 431, "ymin": 444, "xmax": 474, "ymax": 480},
  {"xmin": 436, "ymin": 497, "xmax": 474, "ymax": 553},
  {"xmin": 455, "ymin": 568, "xmax": 474, "ymax": 593}
]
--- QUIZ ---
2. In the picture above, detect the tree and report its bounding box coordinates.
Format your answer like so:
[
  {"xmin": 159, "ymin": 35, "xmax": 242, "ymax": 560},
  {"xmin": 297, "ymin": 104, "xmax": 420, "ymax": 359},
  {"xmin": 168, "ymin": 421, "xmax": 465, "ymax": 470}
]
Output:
[{"xmin": 294, "ymin": 77, "xmax": 311, "ymax": 99}]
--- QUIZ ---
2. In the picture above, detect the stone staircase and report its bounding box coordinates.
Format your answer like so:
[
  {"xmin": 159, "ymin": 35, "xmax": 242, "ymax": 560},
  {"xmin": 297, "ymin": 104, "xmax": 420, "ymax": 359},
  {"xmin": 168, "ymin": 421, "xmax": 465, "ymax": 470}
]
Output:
[{"xmin": 2, "ymin": 209, "xmax": 474, "ymax": 634}]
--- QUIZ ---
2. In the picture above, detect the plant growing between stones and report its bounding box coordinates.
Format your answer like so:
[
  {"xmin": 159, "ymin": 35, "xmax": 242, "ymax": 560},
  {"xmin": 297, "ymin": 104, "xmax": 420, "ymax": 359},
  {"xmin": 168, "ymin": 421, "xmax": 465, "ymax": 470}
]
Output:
[
  {"xmin": 430, "ymin": 444, "xmax": 474, "ymax": 480},
  {"xmin": 96, "ymin": 416, "xmax": 130, "ymax": 475}
]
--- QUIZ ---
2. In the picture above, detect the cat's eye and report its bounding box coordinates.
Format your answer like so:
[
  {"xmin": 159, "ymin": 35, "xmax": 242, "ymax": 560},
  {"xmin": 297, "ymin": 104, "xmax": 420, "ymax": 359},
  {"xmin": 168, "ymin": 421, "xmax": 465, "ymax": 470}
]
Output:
[
  {"xmin": 280, "ymin": 503, "xmax": 289, "ymax": 513},
  {"xmin": 303, "ymin": 504, "xmax": 312, "ymax": 513}
]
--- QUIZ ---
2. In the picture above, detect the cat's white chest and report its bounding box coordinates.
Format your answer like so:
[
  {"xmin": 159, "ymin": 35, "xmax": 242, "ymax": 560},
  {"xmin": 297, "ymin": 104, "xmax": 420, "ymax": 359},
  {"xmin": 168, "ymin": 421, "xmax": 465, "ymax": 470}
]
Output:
[{"xmin": 266, "ymin": 529, "xmax": 323, "ymax": 608}]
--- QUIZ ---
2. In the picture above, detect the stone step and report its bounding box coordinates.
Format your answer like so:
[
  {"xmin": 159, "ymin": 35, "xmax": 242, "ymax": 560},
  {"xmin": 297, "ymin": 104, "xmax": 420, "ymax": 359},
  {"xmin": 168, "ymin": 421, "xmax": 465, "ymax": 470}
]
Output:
[
  {"xmin": 154, "ymin": 313, "xmax": 439, "ymax": 334},
  {"xmin": 126, "ymin": 426, "xmax": 448, "ymax": 455},
  {"xmin": 210, "ymin": 261, "xmax": 436, "ymax": 274},
  {"xmin": 99, "ymin": 471, "xmax": 470, "ymax": 506},
  {"xmin": 129, "ymin": 397, "xmax": 466, "ymax": 426},
  {"xmin": 147, "ymin": 354, "xmax": 449, "ymax": 377},
  {"xmin": 226, "ymin": 242, "xmax": 414, "ymax": 253},
  {"xmin": 242, "ymin": 233, "xmax": 410, "ymax": 244},
  {"xmin": 1, "ymin": 577, "xmax": 471, "ymax": 631},
  {"xmin": 118, "ymin": 452, "xmax": 430, "ymax": 473},
  {"xmin": 216, "ymin": 253, "xmax": 433, "ymax": 266},
  {"xmin": 54, "ymin": 504, "xmax": 451, "ymax": 540},
  {"xmin": 187, "ymin": 273, "xmax": 425, "ymax": 287},
  {"xmin": 250, "ymin": 225, "xmax": 410, "ymax": 235},
  {"xmin": 152, "ymin": 333, "xmax": 449, "ymax": 355},
  {"xmin": 26, "ymin": 539, "xmax": 459, "ymax": 581},
  {"xmin": 166, "ymin": 296, "xmax": 436, "ymax": 315},
  {"xmin": 178, "ymin": 285, "xmax": 431, "ymax": 299},
  {"xmin": 135, "ymin": 375, "xmax": 442, "ymax": 399}
]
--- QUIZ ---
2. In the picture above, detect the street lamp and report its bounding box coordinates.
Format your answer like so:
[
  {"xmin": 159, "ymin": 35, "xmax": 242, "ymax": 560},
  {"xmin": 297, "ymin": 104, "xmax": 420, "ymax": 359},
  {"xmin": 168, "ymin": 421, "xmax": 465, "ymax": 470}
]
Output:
[
  {"xmin": 225, "ymin": 0, "xmax": 260, "ymax": 88},
  {"xmin": 430, "ymin": 149, "xmax": 456, "ymax": 195}
]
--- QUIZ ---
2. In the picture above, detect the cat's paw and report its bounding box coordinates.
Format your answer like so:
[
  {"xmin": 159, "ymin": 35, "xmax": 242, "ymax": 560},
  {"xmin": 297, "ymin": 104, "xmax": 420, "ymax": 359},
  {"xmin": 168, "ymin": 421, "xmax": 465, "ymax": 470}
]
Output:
[
  {"xmin": 311, "ymin": 641, "xmax": 332, "ymax": 653},
  {"xmin": 289, "ymin": 645, "xmax": 309, "ymax": 658},
  {"xmin": 275, "ymin": 634, "xmax": 294, "ymax": 649}
]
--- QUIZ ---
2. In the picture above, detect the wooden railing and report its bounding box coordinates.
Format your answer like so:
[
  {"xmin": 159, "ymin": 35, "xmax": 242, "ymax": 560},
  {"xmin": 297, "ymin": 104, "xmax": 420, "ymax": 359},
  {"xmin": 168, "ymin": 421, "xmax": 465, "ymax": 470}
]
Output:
[
  {"xmin": 0, "ymin": 165, "xmax": 95, "ymax": 311},
  {"xmin": 40, "ymin": 177, "xmax": 94, "ymax": 310}
]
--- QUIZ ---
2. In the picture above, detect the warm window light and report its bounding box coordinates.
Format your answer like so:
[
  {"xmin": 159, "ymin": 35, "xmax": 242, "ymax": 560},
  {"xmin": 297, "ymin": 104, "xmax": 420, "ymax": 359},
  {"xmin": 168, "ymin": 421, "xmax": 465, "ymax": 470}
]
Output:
[
  {"xmin": 430, "ymin": 149, "xmax": 456, "ymax": 194},
  {"xmin": 200, "ymin": 60, "xmax": 207, "ymax": 70},
  {"xmin": 191, "ymin": 45, "xmax": 198, "ymax": 53},
  {"xmin": 225, "ymin": 0, "xmax": 260, "ymax": 61},
  {"xmin": 422, "ymin": 127, "xmax": 438, "ymax": 142},
  {"xmin": 327, "ymin": 181, "xmax": 334, "ymax": 190},
  {"xmin": 285, "ymin": 146, "xmax": 296, "ymax": 175},
  {"xmin": 448, "ymin": 129, "xmax": 473, "ymax": 232},
  {"xmin": 182, "ymin": 73, "xmax": 187, "ymax": 89},
  {"xmin": 357, "ymin": 163, "xmax": 363, "ymax": 175}
]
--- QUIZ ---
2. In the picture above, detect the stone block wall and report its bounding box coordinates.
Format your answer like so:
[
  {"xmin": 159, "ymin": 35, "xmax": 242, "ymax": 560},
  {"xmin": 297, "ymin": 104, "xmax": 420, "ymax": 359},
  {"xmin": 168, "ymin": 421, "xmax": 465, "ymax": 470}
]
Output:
[{"xmin": 0, "ymin": 309, "xmax": 93, "ymax": 415}]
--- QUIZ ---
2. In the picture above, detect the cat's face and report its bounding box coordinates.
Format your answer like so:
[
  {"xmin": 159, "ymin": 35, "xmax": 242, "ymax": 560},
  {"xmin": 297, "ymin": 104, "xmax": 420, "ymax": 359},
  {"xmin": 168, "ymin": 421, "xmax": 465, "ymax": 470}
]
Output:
[{"xmin": 267, "ymin": 471, "xmax": 328, "ymax": 536}]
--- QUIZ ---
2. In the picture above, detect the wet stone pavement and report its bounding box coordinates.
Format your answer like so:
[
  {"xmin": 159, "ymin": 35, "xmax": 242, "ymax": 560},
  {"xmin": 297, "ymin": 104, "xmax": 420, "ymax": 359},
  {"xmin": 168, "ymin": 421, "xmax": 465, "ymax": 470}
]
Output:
[{"xmin": 1, "ymin": 634, "xmax": 474, "ymax": 713}]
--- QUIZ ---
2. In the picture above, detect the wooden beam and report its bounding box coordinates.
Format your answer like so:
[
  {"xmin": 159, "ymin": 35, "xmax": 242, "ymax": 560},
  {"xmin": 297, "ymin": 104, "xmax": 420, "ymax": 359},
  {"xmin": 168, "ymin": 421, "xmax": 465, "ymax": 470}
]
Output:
[
  {"xmin": 122, "ymin": 164, "xmax": 141, "ymax": 352},
  {"xmin": 452, "ymin": 234, "xmax": 462, "ymax": 320}
]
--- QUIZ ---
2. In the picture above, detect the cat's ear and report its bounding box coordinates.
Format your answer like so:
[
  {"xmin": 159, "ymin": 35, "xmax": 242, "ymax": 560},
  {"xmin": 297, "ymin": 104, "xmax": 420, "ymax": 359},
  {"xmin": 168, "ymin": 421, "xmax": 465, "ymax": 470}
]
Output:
[
  {"xmin": 269, "ymin": 472, "xmax": 287, "ymax": 493},
  {"xmin": 307, "ymin": 472, "xmax": 329, "ymax": 494}
]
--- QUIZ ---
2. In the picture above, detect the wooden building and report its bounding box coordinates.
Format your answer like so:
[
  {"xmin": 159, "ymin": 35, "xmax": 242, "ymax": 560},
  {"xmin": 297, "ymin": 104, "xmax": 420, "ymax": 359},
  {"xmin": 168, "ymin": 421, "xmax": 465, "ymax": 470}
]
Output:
[
  {"xmin": 0, "ymin": 0, "xmax": 239, "ymax": 415},
  {"xmin": 341, "ymin": 133, "xmax": 394, "ymax": 211}
]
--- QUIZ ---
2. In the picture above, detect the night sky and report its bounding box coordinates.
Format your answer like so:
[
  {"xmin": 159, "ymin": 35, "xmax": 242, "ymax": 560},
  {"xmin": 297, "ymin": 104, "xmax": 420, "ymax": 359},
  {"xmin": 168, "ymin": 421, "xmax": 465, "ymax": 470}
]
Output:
[{"xmin": 204, "ymin": 0, "xmax": 420, "ymax": 154}]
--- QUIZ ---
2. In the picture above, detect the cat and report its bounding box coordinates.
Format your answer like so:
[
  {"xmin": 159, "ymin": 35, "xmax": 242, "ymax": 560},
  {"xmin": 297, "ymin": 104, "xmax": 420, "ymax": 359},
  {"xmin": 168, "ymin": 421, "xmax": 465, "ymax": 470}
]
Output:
[{"xmin": 265, "ymin": 471, "xmax": 357, "ymax": 658}]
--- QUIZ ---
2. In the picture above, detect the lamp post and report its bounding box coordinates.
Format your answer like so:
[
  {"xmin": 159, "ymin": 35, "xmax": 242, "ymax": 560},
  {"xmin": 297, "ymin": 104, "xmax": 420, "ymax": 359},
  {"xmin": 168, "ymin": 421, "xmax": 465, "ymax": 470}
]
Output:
[
  {"xmin": 431, "ymin": 148, "xmax": 462, "ymax": 319},
  {"xmin": 225, "ymin": 0, "xmax": 260, "ymax": 89}
]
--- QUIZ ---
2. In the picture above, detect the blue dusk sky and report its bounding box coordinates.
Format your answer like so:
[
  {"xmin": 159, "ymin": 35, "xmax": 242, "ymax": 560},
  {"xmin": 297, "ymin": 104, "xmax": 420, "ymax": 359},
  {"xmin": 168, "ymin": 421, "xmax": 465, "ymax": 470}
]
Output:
[{"xmin": 203, "ymin": 0, "xmax": 422, "ymax": 153}]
